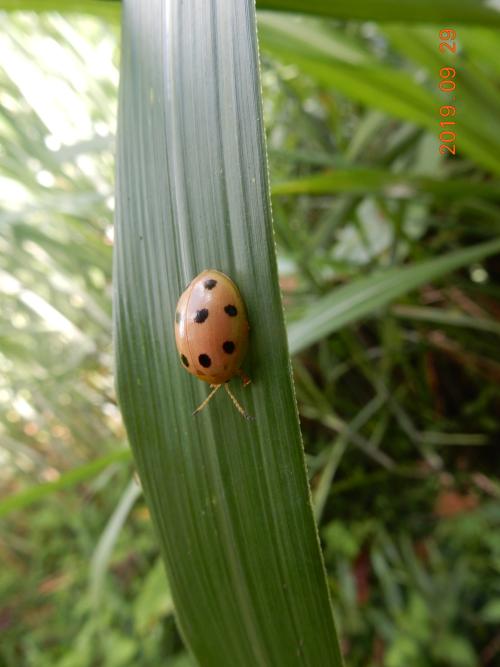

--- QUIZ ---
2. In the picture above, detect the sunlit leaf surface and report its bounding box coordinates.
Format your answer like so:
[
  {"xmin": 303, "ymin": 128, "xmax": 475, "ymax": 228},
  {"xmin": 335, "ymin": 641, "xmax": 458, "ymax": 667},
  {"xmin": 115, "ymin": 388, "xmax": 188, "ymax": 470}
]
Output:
[{"xmin": 114, "ymin": 1, "xmax": 342, "ymax": 665}]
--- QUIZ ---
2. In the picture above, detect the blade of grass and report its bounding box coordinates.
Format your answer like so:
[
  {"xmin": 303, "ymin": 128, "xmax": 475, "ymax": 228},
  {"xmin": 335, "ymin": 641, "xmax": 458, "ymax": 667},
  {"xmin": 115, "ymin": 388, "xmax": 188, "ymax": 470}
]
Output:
[
  {"xmin": 0, "ymin": 449, "xmax": 131, "ymax": 518},
  {"xmin": 114, "ymin": 2, "xmax": 342, "ymax": 666},
  {"xmin": 313, "ymin": 393, "xmax": 386, "ymax": 522},
  {"xmin": 257, "ymin": 0, "xmax": 500, "ymax": 26},
  {"xmin": 133, "ymin": 557, "xmax": 175, "ymax": 634},
  {"xmin": 90, "ymin": 477, "xmax": 142, "ymax": 605},
  {"xmin": 391, "ymin": 304, "xmax": 500, "ymax": 336},
  {"xmin": 0, "ymin": 0, "xmax": 120, "ymax": 17},
  {"xmin": 5, "ymin": 0, "xmax": 500, "ymax": 27},
  {"xmin": 272, "ymin": 169, "xmax": 500, "ymax": 200},
  {"xmin": 288, "ymin": 238, "xmax": 500, "ymax": 354},
  {"xmin": 382, "ymin": 25, "xmax": 500, "ymax": 151},
  {"xmin": 259, "ymin": 16, "xmax": 500, "ymax": 175}
]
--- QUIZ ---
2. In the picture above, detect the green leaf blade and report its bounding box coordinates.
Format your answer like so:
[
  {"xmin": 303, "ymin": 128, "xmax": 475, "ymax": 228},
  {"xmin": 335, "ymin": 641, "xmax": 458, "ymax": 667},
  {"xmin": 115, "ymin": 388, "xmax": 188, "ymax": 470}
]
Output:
[
  {"xmin": 257, "ymin": 0, "xmax": 500, "ymax": 26},
  {"xmin": 259, "ymin": 17, "xmax": 500, "ymax": 175},
  {"xmin": 272, "ymin": 169, "xmax": 500, "ymax": 199},
  {"xmin": 288, "ymin": 239, "xmax": 500, "ymax": 354},
  {"xmin": 114, "ymin": 1, "xmax": 342, "ymax": 665}
]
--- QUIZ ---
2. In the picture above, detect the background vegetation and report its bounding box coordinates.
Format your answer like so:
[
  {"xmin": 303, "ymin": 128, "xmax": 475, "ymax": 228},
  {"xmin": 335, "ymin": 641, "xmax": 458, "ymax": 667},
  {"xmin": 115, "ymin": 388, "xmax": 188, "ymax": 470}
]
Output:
[{"xmin": 1, "ymin": 6, "xmax": 500, "ymax": 667}]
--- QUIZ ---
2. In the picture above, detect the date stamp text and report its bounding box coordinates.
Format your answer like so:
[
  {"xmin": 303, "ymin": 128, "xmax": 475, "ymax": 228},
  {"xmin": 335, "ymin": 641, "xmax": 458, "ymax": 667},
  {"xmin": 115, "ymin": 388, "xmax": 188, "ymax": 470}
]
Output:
[{"xmin": 439, "ymin": 29, "xmax": 457, "ymax": 156}]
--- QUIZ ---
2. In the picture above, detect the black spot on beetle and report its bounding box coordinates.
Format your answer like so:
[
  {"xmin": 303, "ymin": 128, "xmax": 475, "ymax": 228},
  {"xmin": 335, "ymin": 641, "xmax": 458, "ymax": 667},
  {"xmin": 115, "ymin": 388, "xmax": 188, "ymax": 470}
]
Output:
[
  {"xmin": 223, "ymin": 341, "xmax": 235, "ymax": 354},
  {"xmin": 204, "ymin": 279, "xmax": 217, "ymax": 290},
  {"xmin": 194, "ymin": 308, "xmax": 209, "ymax": 323},
  {"xmin": 181, "ymin": 354, "xmax": 189, "ymax": 367},
  {"xmin": 199, "ymin": 354, "xmax": 211, "ymax": 368},
  {"xmin": 175, "ymin": 311, "xmax": 181, "ymax": 324},
  {"xmin": 224, "ymin": 305, "xmax": 237, "ymax": 317}
]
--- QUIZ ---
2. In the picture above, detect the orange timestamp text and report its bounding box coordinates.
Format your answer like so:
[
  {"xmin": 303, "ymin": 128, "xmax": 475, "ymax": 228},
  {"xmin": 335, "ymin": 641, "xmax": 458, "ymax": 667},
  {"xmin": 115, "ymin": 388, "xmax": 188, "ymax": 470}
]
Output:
[{"xmin": 439, "ymin": 29, "xmax": 457, "ymax": 156}]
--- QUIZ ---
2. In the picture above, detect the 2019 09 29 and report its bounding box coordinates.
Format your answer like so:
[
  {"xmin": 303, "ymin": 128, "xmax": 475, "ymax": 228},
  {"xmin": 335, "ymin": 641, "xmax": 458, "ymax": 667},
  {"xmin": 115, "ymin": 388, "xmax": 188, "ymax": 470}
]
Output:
[{"xmin": 439, "ymin": 29, "xmax": 457, "ymax": 156}]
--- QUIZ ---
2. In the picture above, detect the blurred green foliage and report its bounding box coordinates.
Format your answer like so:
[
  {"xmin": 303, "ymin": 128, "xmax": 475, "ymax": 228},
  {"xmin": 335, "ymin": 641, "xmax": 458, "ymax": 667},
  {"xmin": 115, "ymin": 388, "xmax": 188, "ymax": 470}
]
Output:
[{"xmin": 1, "ymin": 8, "xmax": 500, "ymax": 667}]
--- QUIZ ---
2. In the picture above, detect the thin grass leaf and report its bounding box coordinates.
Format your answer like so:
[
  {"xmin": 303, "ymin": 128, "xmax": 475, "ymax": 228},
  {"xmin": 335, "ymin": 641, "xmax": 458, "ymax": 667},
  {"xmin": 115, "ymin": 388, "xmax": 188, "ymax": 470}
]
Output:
[
  {"xmin": 114, "ymin": 2, "xmax": 342, "ymax": 665},
  {"xmin": 391, "ymin": 304, "xmax": 500, "ymax": 336},
  {"xmin": 259, "ymin": 16, "xmax": 500, "ymax": 175},
  {"xmin": 257, "ymin": 0, "xmax": 500, "ymax": 26},
  {"xmin": 288, "ymin": 238, "xmax": 500, "ymax": 354},
  {"xmin": 272, "ymin": 169, "xmax": 500, "ymax": 200},
  {"xmin": 381, "ymin": 25, "xmax": 500, "ymax": 157},
  {"xmin": 0, "ymin": 0, "xmax": 120, "ymax": 17},
  {"xmin": 90, "ymin": 477, "xmax": 142, "ymax": 604},
  {"xmin": 134, "ymin": 557, "xmax": 175, "ymax": 635},
  {"xmin": 0, "ymin": 449, "xmax": 131, "ymax": 518},
  {"xmin": 6, "ymin": 0, "xmax": 500, "ymax": 27}
]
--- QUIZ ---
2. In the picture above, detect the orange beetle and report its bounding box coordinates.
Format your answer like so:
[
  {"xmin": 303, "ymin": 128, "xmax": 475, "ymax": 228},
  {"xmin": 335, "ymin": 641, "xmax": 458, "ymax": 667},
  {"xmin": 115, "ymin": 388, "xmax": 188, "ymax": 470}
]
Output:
[{"xmin": 174, "ymin": 269, "xmax": 252, "ymax": 419}]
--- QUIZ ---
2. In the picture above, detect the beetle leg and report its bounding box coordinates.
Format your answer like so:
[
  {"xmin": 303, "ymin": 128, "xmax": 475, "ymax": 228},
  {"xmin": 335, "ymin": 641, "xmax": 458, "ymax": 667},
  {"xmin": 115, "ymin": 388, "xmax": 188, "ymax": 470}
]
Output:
[
  {"xmin": 224, "ymin": 384, "xmax": 254, "ymax": 420},
  {"xmin": 237, "ymin": 369, "xmax": 251, "ymax": 387},
  {"xmin": 192, "ymin": 384, "xmax": 221, "ymax": 416}
]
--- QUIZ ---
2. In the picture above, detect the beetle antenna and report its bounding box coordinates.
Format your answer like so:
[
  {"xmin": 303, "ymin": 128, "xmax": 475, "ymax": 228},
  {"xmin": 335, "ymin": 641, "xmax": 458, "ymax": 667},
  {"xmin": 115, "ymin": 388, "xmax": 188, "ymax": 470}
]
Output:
[
  {"xmin": 193, "ymin": 384, "xmax": 221, "ymax": 416},
  {"xmin": 224, "ymin": 384, "xmax": 254, "ymax": 420}
]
